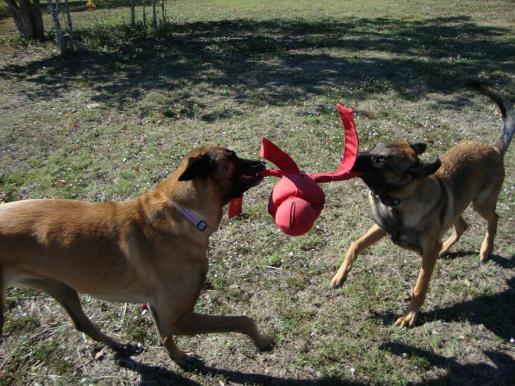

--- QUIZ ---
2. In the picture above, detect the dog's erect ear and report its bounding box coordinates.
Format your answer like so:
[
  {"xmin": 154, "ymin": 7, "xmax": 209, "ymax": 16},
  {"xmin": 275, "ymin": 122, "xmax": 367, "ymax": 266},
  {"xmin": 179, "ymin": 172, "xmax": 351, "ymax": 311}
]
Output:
[
  {"xmin": 408, "ymin": 158, "xmax": 441, "ymax": 178},
  {"xmin": 410, "ymin": 142, "xmax": 427, "ymax": 155},
  {"xmin": 421, "ymin": 158, "xmax": 441, "ymax": 176},
  {"xmin": 178, "ymin": 153, "xmax": 215, "ymax": 181}
]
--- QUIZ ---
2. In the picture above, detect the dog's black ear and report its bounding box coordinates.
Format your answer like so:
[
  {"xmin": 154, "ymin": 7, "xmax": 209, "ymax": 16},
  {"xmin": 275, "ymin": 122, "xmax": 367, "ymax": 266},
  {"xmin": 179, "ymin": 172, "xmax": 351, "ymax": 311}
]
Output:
[
  {"xmin": 422, "ymin": 158, "xmax": 441, "ymax": 176},
  {"xmin": 178, "ymin": 153, "xmax": 215, "ymax": 181},
  {"xmin": 410, "ymin": 142, "xmax": 427, "ymax": 155},
  {"xmin": 408, "ymin": 158, "xmax": 441, "ymax": 178}
]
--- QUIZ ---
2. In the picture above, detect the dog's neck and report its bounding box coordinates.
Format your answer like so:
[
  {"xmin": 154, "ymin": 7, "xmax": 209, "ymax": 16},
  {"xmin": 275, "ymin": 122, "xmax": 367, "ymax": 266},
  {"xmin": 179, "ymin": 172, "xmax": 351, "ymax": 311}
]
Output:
[
  {"xmin": 373, "ymin": 178, "xmax": 420, "ymax": 207},
  {"xmin": 139, "ymin": 176, "xmax": 225, "ymax": 238}
]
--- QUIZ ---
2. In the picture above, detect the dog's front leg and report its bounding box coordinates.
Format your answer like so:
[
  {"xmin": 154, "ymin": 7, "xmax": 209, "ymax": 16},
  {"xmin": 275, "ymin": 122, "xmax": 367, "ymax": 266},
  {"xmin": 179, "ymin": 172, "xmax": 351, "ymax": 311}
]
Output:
[
  {"xmin": 331, "ymin": 224, "xmax": 387, "ymax": 288},
  {"xmin": 395, "ymin": 239, "xmax": 441, "ymax": 328}
]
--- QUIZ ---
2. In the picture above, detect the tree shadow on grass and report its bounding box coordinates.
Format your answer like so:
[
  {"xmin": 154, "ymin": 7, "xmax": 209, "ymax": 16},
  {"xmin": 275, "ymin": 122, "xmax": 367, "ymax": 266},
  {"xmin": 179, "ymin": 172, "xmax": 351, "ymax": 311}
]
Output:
[
  {"xmin": 380, "ymin": 342, "xmax": 514, "ymax": 386},
  {"xmin": 115, "ymin": 354, "xmax": 366, "ymax": 386},
  {"xmin": 0, "ymin": 16, "xmax": 513, "ymax": 112}
]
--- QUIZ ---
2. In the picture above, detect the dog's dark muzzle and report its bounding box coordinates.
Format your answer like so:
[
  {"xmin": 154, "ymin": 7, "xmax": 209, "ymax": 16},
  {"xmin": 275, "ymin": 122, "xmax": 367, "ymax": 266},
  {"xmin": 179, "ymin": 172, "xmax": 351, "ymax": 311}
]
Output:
[
  {"xmin": 236, "ymin": 159, "xmax": 266, "ymax": 189},
  {"xmin": 351, "ymin": 152, "xmax": 375, "ymax": 175}
]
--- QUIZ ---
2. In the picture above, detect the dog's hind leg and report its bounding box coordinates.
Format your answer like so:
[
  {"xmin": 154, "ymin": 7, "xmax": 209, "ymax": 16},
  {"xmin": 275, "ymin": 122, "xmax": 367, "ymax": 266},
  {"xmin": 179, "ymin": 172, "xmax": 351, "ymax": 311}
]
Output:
[
  {"xmin": 331, "ymin": 224, "xmax": 387, "ymax": 288},
  {"xmin": 21, "ymin": 278, "xmax": 128, "ymax": 352},
  {"xmin": 150, "ymin": 301, "xmax": 273, "ymax": 369},
  {"xmin": 472, "ymin": 181, "xmax": 502, "ymax": 263},
  {"xmin": 477, "ymin": 209, "xmax": 498, "ymax": 263},
  {"xmin": 473, "ymin": 200, "xmax": 500, "ymax": 263},
  {"xmin": 438, "ymin": 216, "xmax": 469, "ymax": 257}
]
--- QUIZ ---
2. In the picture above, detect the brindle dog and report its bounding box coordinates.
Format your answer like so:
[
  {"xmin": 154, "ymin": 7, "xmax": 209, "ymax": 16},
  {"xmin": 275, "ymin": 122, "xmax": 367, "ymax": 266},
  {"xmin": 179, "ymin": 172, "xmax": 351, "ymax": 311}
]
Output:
[
  {"xmin": 331, "ymin": 84, "xmax": 513, "ymax": 327},
  {"xmin": 0, "ymin": 147, "xmax": 272, "ymax": 368}
]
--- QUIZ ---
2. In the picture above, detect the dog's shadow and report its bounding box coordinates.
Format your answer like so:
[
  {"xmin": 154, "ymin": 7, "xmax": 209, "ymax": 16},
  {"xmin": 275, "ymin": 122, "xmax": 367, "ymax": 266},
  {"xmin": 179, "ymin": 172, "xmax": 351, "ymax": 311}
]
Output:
[
  {"xmin": 442, "ymin": 251, "xmax": 515, "ymax": 269},
  {"xmin": 488, "ymin": 253, "xmax": 515, "ymax": 269},
  {"xmin": 440, "ymin": 249, "xmax": 478, "ymax": 260},
  {"xmin": 114, "ymin": 354, "xmax": 199, "ymax": 386},
  {"xmin": 114, "ymin": 353, "xmax": 366, "ymax": 386},
  {"xmin": 373, "ymin": 254, "xmax": 515, "ymax": 340}
]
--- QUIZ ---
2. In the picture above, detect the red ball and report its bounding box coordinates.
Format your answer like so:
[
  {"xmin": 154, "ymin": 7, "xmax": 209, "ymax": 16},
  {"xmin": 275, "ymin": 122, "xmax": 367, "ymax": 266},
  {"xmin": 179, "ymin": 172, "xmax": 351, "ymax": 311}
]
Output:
[{"xmin": 268, "ymin": 174, "xmax": 325, "ymax": 236}]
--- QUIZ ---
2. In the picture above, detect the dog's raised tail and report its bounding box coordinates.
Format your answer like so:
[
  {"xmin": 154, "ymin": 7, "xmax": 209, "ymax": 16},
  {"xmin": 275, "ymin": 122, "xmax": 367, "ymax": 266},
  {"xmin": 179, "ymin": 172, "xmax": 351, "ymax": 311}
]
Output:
[{"xmin": 471, "ymin": 81, "xmax": 514, "ymax": 155}]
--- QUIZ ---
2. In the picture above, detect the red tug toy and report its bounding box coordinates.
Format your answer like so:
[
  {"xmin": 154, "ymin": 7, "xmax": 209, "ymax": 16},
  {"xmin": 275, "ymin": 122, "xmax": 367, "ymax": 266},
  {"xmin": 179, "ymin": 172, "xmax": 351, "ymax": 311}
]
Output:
[{"xmin": 229, "ymin": 104, "xmax": 361, "ymax": 236}]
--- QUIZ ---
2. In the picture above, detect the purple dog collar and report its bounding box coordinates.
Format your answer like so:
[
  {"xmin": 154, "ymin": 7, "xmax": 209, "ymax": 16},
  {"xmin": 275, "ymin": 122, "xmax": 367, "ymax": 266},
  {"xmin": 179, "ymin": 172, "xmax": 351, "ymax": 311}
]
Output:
[{"xmin": 171, "ymin": 201, "xmax": 214, "ymax": 237}]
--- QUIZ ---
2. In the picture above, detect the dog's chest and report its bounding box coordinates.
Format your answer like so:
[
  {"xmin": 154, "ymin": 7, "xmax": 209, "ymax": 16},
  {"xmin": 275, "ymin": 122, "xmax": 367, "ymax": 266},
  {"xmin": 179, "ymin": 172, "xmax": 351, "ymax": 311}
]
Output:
[{"xmin": 371, "ymin": 199, "xmax": 421, "ymax": 252}]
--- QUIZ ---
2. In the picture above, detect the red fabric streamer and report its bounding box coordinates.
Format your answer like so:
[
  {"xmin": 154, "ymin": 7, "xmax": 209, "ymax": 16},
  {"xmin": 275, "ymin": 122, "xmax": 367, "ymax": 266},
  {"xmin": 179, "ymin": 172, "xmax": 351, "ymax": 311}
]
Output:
[{"xmin": 229, "ymin": 104, "xmax": 361, "ymax": 236}]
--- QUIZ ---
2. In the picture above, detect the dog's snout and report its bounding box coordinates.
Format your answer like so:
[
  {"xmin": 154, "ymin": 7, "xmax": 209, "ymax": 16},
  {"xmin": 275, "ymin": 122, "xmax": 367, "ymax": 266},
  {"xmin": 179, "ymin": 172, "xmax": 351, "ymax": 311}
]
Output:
[
  {"xmin": 352, "ymin": 152, "xmax": 371, "ymax": 172},
  {"xmin": 243, "ymin": 159, "xmax": 266, "ymax": 172}
]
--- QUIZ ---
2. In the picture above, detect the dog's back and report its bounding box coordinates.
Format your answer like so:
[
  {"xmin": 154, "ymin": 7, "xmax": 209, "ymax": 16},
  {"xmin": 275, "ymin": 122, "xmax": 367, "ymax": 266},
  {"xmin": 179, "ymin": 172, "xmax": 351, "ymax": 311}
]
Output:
[
  {"xmin": 0, "ymin": 198, "xmax": 155, "ymax": 302},
  {"xmin": 436, "ymin": 84, "xmax": 513, "ymax": 218},
  {"xmin": 437, "ymin": 141, "xmax": 504, "ymax": 217}
]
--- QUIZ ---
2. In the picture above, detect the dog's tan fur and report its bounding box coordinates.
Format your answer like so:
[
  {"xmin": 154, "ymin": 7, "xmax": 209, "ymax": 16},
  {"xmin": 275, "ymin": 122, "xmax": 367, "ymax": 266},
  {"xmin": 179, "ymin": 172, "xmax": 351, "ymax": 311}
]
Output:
[
  {"xmin": 0, "ymin": 147, "xmax": 272, "ymax": 368},
  {"xmin": 331, "ymin": 84, "xmax": 513, "ymax": 327}
]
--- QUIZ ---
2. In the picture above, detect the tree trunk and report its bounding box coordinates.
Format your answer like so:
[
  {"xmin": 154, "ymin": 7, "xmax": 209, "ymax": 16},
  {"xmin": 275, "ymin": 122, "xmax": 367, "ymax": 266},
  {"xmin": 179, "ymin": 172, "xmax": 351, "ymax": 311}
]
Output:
[
  {"xmin": 5, "ymin": 0, "xmax": 45, "ymax": 41},
  {"xmin": 151, "ymin": 0, "xmax": 157, "ymax": 31},
  {"xmin": 130, "ymin": 0, "xmax": 136, "ymax": 27},
  {"xmin": 63, "ymin": 0, "xmax": 73, "ymax": 34},
  {"xmin": 62, "ymin": 0, "xmax": 76, "ymax": 49},
  {"xmin": 32, "ymin": 0, "xmax": 44, "ymax": 39},
  {"xmin": 141, "ymin": 0, "xmax": 146, "ymax": 30},
  {"xmin": 161, "ymin": 0, "xmax": 166, "ymax": 23},
  {"xmin": 47, "ymin": 0, "xmax": 66, "ymax": 51}
]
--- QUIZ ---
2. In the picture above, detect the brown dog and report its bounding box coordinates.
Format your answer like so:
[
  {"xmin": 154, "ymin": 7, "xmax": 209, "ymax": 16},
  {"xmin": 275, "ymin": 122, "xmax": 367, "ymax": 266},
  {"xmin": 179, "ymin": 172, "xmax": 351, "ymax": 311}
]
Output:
[
  {"xmin": 331, "ymin": 84, "xmax": 513, "ymax": 327},
  {"xmin": 0, "ymin": 147, "xmax": 272, "ymax": 368}
]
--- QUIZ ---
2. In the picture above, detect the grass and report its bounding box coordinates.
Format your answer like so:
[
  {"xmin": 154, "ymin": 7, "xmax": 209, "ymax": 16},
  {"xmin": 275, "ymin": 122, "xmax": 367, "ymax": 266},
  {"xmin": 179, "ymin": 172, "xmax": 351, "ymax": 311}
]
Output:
[{"xmin": 1, "ymin": 0, "xmax": 514, "ymax": 384}]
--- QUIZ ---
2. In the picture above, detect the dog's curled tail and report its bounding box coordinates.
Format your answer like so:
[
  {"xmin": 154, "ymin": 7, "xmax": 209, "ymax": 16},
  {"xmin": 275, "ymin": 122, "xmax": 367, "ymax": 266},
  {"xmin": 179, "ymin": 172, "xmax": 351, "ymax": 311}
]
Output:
[{"xmin": 471, "ymin": 81, "xmax": 514, "ymax": 155}]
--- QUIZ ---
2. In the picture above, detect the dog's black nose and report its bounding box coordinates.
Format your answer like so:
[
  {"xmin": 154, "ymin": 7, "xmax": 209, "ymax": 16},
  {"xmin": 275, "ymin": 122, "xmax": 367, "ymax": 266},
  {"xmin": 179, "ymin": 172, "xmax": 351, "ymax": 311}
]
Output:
[{"xmin": 254, "ymin": 161, "xmax": 266, "ymax": 171}]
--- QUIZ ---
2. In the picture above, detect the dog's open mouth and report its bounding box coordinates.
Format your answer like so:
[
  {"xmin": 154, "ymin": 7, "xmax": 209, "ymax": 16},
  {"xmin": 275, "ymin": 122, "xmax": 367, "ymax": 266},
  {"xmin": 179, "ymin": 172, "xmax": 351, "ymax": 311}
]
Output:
[
  {"xmin": 239, "ymin": 171, "xmax": 263, "ymax": 187},
  {"xmin": 235, "ymin": 160, "xmax": 266, "ymax": 190}
]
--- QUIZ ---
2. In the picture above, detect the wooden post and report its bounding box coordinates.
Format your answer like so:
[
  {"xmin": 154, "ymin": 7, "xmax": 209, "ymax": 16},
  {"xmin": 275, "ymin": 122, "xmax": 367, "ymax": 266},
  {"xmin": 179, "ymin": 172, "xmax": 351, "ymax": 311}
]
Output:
[
  {"xmin": 161, "ymin": 0, "xmax": 166, "ymax": 23},
  {"xmin": 141, "ymin": 0, "xmax": 147, "ymax": 31},
  {"xmin": 130, "ymin": 0, "xmax": 136, "ymax": 27},
  {"xmin": 47, "ymin": 0, "xmax": 66, "ymax": 51},
  {"xmin": 151, "ymin": 0, "xmax": 157, "ymax": 31},
  {"xmin": 62, "ymin": 0, "xmax": 76, "ymax": 49}
]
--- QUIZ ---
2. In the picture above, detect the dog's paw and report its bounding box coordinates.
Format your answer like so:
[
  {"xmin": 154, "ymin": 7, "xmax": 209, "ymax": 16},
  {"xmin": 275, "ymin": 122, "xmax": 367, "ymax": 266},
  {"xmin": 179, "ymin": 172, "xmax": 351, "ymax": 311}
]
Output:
[
  {"xmin": 394, "ymin": 311, "xmax": 418, "ymax": 328},
  {"xmin": 173, "ymin": 351, "xmax": 205, "ymax": 371},
  {"xmin": 438, "ymin": 250, "xmax": 449, "ymax": 258},
  {"xmin": 113, "ymin": 342, "xmax": 144, "ymax": 357},
  {"xmin": 479, "ymin": 253, "xmax": 491, "ymax": 265},
  {"xmin": 255, "ymin": 334, "xmax": 274, "ymax": 352},
  {"xmin": 330, "ymin": 271, "xmax": 347, "ymax": 288}
]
